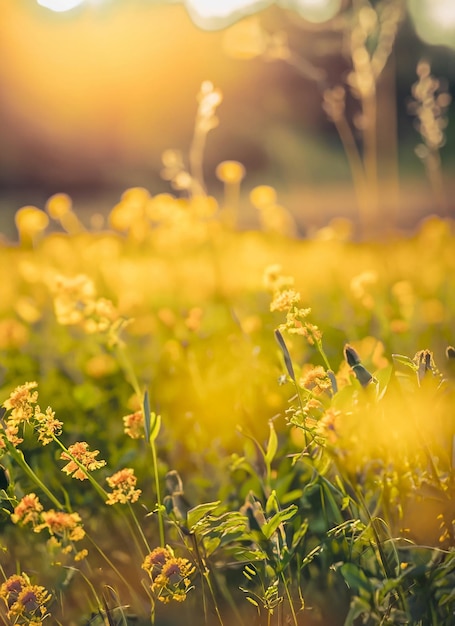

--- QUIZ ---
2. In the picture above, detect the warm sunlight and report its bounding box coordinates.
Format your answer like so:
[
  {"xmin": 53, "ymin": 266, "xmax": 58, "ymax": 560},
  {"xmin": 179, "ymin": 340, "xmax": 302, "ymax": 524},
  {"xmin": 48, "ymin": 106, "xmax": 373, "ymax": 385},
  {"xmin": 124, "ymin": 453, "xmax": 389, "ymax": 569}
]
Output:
[
  {"xmin": 409, "ymin": 0, "xmax": 455, "ymax": 48},
  {"xmin": 294, "ymin": 0, "xmax": 342, "ymax": 23},
  {"xmin": 188, "ymin": 0, "xmax": 262, "ymax": 18},
  {"xmin": 1, "ymin": 1, "xmax": 455, "ymax": 624},
  {"xmin": 37, "ymin": 0, "xmax": 85, "ymax": 11}
]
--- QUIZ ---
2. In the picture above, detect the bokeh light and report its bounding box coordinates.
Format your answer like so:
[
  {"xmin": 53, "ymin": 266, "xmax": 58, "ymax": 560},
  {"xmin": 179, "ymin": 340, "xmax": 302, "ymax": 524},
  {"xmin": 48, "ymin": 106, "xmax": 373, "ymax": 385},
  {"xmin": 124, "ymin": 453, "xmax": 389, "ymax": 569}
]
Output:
[
  {"xmin": 37, "ymin": 0, "xmax": 85, "ymax": 11},
  {"xmin": 409, "ymin": 0, "xmax": 455, "ymax": 49},
  {"xmin": 185, "ymin": 0, "xmax": 270, "ymax": 29},
  {"xmin": 293, "ymin": 0, "xmax": 342, "ymax": 23}
]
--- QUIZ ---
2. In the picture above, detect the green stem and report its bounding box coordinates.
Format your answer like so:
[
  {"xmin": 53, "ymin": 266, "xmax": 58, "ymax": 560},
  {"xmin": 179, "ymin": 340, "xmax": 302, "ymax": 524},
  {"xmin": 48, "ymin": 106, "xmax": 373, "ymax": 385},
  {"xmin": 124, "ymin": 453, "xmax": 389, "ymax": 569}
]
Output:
[
  {"xmin": 280, "ymin": 571, "xmax": 298, "ymax": 626},
  {"xmin": 150, "ymin": 441, "xmax": 165, "ymax": 548},
  {"xmin": 6, "ymin": 442, "xmax": 65, "ymax": 510},
  {"xmin": 127, "ymin": 501, "xmax": 151, "ymax": 553},
  {"xmin": 52, "ymin": 436, "xmax": 109, "ymax": 503}
]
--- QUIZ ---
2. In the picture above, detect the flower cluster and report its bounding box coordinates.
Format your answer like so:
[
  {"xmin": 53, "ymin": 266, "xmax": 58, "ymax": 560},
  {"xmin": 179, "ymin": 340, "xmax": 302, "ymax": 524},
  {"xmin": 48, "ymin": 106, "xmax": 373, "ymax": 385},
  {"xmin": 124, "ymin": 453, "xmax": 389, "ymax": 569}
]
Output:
[
  {"xmin": 11, "ymin": 493, "xmax": 86, "ymax": 560},
  {"xmin": 105, "ymin": 468, "xmax": 141, "ymax": 505},
  {"xmin": 1, "ymin": 382, "xmax": 62, "ymax": 448},
  {"xmin": 0, "ymin": 573, "xmax": 52, "ymax": 625},
  {"xmin": 142, "ymin": 546, "xmax": 196, "ymax": 604},
  {"xmin": 265, "ymin": 266, "xmax": 322, "ymax": 346},
  {"xmin": 60, "ymin": 441, "xmax": 106, "ymax": 480},
  {"xmin": 51, "ymin": 273, "xmax": 120, "ymax": 336},
  {"xmin": 123, "ymin": 410, "xmax": 144, "ymax": 439}
]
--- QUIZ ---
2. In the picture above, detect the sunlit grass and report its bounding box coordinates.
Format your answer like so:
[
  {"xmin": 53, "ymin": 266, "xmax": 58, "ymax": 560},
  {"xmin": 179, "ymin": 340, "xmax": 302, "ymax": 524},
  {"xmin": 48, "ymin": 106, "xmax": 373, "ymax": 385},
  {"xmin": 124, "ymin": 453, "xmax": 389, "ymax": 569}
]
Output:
[
  {"xmin": 0, "ymin": 182, "xmax": 454, "ymax": 624},
  {"xmin": 1, "ymin": 3, "xmax": 455, "ymax": 623}
]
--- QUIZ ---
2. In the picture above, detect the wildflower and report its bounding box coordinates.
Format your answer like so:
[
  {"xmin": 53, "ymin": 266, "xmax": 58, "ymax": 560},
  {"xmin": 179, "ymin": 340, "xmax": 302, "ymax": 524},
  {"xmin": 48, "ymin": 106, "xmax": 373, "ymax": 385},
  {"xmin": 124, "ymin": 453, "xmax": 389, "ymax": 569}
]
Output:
[
  {"xmin": 300, "ymin": 366, "xmax": 332, "ymax": 395},
  {"xmin": 52, "ymin": 274, "xmax": 96, "ymax": 326},
  {"xmin": 11, "ymin": 494, "xmax": 43, "ymax": 528},
  {"xmin": 317, "ymin": 409, "xmax": 342, "ymax": 443},
  {"xmin": 0, "ymin": 572, "xmax": 51, "ymax": 624},
  {"xmin": 270, "ymin": 289, "xmax": 301, "ymax": 312},
  {"xmin": 105, "ymin": 468, "xmax": 141, "ymax": 505},
  {"xmin": 142, "ymin": 547, "xmax": 172, "ymax": 576},
  {"xmin": 123, "ymin": 410, "xmax": 144, "ymax": 439},
  {"xmin": 281, "ymin": 319, "xmax": 322, "ymax": 346},
  {"xmin": 60, "ymin": 441, "xmax": 106, "ymax": 480},
  {"xmin": 52, "ymin": 274, "xmax": 119, "ymax": 335},
  {"xmin": 34, "ymin": 406, "xmax": 63, "ymax": 445},
  {"xmin": 142, "ymin": 547, "xmax": 195, "ymax": 604},
  {"xmin": 82, "ymin": 297, "xmax": 119, "ymax": 334},
  {"xmin": 3, "ymin": 381, "xmax": 38, "ymax": 424},
  {"xmin": 35, "ymin": 510, "xmax": 85, "ymax": 543}
]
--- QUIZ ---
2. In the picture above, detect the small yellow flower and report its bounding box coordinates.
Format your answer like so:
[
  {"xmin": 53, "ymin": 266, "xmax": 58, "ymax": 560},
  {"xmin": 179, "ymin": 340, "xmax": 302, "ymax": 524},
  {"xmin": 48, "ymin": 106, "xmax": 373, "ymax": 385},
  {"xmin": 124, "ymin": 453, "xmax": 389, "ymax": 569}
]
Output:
[
  {"xmin": 270, "ymin": 289, "xmax": 301, "ymax": 312},
  {"xmin": 105, "ymin": 468, "xmax": 141, "ymax": 505},
  {"xmin": 142, "ymin": 548, "xmax": 196, "ymax": 604},
  {"xmin": 60, "ymin": 441, "xmax": 106, "ymax": 480},
  {"xmin": 0, "ymin": 573, "xmax": 51, "ymax": 624},
  {"xmin": 11, "ymin": 494, "xmax": 43, "ymax": 527},
  {"xmin": 300, "ymin": 366, "xmax": 332, "ymax": 395},
  {"xmin": 34, "ymin": 406, "xmax": 63, "ymax": 445},
  {"xmin": 3, "ymin": 381, "xmax": 38, "ymax": 423},
  {"xmin": 123, "ymin": 410, "xmax": 144, "ymax": 439},
  {"xmin": 35, "ymin": 510, "xmax": 85, "ymax": 543},
  {"xmin": 142, "ymin": 547, "xmax": 172, "ymax": 576}
]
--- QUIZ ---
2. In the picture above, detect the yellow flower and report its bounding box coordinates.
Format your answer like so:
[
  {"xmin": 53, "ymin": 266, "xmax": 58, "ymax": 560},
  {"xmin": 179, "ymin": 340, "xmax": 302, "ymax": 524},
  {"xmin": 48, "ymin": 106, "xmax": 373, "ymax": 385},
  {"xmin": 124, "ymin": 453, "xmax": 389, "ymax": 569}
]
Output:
[
  {"xmin": 123, "ymin": 410, "xmax": 144, "ymax": 439},
  {"xmin": 105, "ymin": 468, "xmax": 141, "ymax": 505},
  {"xmin": 11, "ymin": 494, "xmax": 43, "ymax": 527},
  {"xmin": 3, "ymin": 381, "xmax": 38, "ymax": 423},
  {"xmin": 142, "ymin": 547, "xmax": 172, "ymax": 576},
  {"xmin": 270, "ymin": 289, "xmax": 301, "ymax": 312},
  {"xmin": 34, "ymin": 406, "xmax": 63, "ymax": 445},
  {"xmin": 60, "ymin": 441, "xmax": 106, "ymax": 480},
  {"xmin": 142, "ymin": 548, "xmax": 196, "ymax": 604},
  {"xmin": 0, "ymin": 572, "xmax": 51, "ymax": 624},
  {"xmin": 35, "ymin": 510, "xmax": 85, "ymax": 543},
  {"xmin": 300, "ymin": 366, "xmax": 332, "ymax": 395}
]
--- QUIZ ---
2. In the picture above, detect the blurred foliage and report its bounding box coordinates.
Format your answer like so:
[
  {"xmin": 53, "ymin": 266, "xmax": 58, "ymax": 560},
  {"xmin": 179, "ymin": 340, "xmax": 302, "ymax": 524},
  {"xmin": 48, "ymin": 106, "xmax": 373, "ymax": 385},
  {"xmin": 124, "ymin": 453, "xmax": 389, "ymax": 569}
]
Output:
[{"xmin": 0, "ymin": 186, "xmax": 454, "ymax": 624}]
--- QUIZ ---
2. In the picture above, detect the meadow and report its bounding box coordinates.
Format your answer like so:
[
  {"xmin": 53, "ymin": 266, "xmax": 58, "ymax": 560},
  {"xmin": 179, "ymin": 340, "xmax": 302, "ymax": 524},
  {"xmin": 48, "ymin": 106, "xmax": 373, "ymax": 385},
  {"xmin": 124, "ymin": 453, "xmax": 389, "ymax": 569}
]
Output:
[
  {"xmin": 1, "ymin": 4, "xmax": 455, "ymax": 625},
  {"xmin": 0, "ymin": 179, "xmax": 454, "ymax": 625}
]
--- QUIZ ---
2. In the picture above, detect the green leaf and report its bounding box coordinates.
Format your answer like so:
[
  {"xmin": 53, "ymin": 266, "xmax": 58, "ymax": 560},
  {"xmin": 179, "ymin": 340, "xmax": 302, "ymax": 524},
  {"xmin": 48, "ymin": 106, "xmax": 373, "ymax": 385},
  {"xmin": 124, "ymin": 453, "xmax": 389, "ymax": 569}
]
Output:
[
  {"xmin": 261, "ymin": 505, "xmax": 298, "ymax": 539},
  {"xmin": 340, "ymin": 562, "xmax": 373, "ymax": 593},
  {"xmin": 265, "ymin": 421, "xmax": 278, "ymax": 466},
  {"xmin": 392, "ymin": 354, "xmax": 417, "ymax": 371},
  {"xmin": 148, "ymin": 412, "xmax": 161, "ymax": 445},
  {"xmin": 186, "ymin": 501, "xmax": 221, "ymax": 530},
  {"xmin": 274, "ymin": 329, "xmax": 295, "ymax": 381},
  {"xmin": 143, "ymin": 390, "xmax": 151, "ymax": 442},
  {"xmin": 343, "ymin": 596, "xmax": 371, "ymax": 626}
]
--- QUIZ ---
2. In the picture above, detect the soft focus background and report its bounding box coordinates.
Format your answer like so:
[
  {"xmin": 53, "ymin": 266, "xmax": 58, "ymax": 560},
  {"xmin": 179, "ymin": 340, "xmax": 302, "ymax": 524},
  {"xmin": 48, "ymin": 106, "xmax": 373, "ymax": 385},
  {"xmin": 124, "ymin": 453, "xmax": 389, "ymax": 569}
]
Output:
[{"xmin": 0, "ymin": 0, "xmax": 454, "ymax": 237}]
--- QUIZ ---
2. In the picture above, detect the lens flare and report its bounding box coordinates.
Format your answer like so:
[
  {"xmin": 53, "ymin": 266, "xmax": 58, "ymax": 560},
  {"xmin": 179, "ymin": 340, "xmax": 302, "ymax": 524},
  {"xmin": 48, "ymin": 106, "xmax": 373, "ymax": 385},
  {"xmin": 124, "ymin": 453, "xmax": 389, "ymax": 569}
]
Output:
[
  {"xmin": 409, "ymin": 0, "xmax": 455, "ymax": 48},
  {"xmin": 294, "ymin": 0, "xmax": 341, "ymax": 23},
  {"xmin": 37, "ymin": 0, "xmax": 85, "ymax": 11},
  {"xmin": 185, "ymin": 0, "xmax": 270, "ymax": 29}
]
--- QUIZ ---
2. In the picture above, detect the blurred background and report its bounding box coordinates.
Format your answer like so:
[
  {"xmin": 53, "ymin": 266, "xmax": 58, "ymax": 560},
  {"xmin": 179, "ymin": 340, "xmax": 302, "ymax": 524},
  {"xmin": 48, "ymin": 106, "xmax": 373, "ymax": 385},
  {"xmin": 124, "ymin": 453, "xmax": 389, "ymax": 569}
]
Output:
[{"xmin": 0, "ymin": 0, "xmax": 454, "ymax": 237}]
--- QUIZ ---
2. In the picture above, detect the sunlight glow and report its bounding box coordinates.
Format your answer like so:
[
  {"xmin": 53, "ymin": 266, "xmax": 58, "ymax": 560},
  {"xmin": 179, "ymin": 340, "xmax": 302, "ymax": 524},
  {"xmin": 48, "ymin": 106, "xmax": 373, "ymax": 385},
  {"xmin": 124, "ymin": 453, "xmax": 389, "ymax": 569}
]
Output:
[
  {"xmin": 37, "ymin": 0, "xmax": 85, "ymax": 11},
  {"xmin": 409, "ymin": 0, "xmax": 455, "ymax": 48},
  {"xmin": 187, "ymin": 0, "xmax": 256, "ymax": 19},
  {"xmin": 427, "ymin": 0, "xmax": 455, "ymax": 28},
  {"xmin": 294, "ymin": 0, "xmax": 341, "ymax": 23},
  {"xmin": 185, "ymin": 0, "xmax": 270, "ymax": 29}
]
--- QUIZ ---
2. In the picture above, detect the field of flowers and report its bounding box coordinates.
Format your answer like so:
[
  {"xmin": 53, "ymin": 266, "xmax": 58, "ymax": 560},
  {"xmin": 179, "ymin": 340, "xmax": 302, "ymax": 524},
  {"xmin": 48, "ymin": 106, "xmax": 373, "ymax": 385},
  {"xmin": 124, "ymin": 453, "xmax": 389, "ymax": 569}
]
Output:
[
  {"xmin": 0, "ymin": 182, "xmax": 454, "ymax": 625},
  {"xmin": 1, "ymin": 2, "xmax": 455, "ymax": 624}
]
